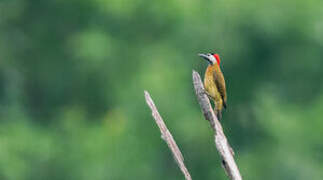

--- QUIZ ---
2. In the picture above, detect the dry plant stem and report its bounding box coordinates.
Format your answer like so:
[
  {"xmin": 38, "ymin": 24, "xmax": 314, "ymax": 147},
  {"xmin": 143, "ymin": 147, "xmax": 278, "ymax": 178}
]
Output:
[
  {"xmin": 144, "ymin": 91, "xmax": 192, "ymax": 180},
  {"xmin": 192, "ymin": 70, "xmax": 242, "ymax": 180}
]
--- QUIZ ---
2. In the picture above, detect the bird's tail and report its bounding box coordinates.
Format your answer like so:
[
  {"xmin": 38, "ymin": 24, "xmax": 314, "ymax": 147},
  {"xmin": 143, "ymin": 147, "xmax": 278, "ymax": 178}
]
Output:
[{"xmin": 214, "ymin": 108, "xmax": 222, "ymax": 121}]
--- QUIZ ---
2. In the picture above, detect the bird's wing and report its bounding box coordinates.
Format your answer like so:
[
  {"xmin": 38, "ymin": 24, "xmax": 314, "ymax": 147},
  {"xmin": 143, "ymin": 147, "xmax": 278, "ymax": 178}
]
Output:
[{"xmin": 213, "ymin": 71, "xmax": 227, "ymax": 109}]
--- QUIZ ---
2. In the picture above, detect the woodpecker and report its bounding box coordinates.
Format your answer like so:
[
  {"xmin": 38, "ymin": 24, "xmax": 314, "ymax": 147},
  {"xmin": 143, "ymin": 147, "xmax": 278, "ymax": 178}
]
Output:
[{"xmin": 198, "ymin": 53, "xmax": 227, "ymax": 120}]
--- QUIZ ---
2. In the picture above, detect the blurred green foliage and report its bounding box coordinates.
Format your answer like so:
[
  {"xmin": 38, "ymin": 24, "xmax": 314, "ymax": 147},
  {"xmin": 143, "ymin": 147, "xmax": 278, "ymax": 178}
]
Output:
[{"xmin": 1, "ymin": 0, "xmax": 323, "ymax": 179}]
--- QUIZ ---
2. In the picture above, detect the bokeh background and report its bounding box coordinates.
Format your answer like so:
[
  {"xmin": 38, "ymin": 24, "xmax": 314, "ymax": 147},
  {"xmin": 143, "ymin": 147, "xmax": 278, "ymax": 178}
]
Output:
[{"xmin": 1, "ymin": 0, "xmax": 323, "ymax": 179}]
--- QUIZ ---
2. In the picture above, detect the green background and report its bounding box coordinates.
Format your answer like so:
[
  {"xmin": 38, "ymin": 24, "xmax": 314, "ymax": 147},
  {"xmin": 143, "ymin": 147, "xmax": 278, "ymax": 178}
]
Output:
[{"xmin": 1, "ymin": 0, "xmax": 323, "ymax": 179}]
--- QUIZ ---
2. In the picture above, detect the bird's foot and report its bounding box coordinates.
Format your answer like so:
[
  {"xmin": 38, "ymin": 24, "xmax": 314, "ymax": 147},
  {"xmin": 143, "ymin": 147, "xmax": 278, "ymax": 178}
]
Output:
[
  {"xmin": 230, "ymin": 147, "xmax": 235, "ymax": 156},
  {"xmin": 203, "ymin": 91, "xmax": 213, "ymax": 100}
]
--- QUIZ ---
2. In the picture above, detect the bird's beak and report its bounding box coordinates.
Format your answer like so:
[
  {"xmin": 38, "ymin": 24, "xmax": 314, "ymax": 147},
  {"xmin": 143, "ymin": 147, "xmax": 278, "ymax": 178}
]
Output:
[{"xmin": 198, "ymin": 53, "xmax": 212, "ymax": 64}]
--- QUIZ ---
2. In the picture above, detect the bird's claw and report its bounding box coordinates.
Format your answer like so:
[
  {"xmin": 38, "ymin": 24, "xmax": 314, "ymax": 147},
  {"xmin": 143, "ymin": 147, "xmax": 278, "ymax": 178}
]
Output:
[{"xmin": 203, "ymin": 91, "xmax": 212, "ymax": 99}]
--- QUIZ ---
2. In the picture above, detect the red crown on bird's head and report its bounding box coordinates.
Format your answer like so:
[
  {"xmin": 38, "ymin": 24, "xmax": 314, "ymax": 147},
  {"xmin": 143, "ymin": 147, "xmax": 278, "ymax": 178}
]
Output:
[{"xmin": 213, "ymin": 54, "xmax": 221, "ymax": 65}]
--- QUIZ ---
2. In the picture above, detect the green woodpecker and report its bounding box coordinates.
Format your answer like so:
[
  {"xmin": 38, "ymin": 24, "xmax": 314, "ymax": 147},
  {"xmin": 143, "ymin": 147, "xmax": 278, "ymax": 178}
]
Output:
[{"xmin": 198, "ymin": 53, "xmax": 227, "ymax": 120}]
